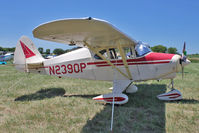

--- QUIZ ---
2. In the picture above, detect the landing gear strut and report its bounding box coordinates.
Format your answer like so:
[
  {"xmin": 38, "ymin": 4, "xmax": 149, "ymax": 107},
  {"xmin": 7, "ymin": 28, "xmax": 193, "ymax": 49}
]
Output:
[
  {"xmin": 168, "ymin": 79, "xmax": 175, "ymax": 90},
  {"xmin": 157, "ymin": 79, "xmax": 183, "ymax": 101}
]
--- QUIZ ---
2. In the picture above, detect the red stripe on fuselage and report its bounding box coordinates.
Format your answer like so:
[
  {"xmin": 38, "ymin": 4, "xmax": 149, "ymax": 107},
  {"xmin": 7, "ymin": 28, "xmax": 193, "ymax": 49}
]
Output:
[
  {"xmin": 128, "ymin": 52, "xmax": 174, "ymax": 62},
  {"xmin": 87, "ymin": 52, "xmax": 174, "ymax": 67}
]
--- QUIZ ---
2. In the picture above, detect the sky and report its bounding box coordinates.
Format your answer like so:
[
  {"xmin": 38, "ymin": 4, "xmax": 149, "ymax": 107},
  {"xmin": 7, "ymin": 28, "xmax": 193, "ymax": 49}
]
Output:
[{"xmin": 0, "ymin": 0, "xmax": 199, "ymax": 54}]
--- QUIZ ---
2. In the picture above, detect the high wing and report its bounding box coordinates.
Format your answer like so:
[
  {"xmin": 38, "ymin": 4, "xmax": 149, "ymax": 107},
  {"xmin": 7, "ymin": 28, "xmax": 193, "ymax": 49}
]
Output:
[
  {"xmin": 33, "ymin": 17, "xmax": 137, "ymax": 80},
  {"xmin": 33, "ymin": 17, "xmax": 137, "ymax": 48}
]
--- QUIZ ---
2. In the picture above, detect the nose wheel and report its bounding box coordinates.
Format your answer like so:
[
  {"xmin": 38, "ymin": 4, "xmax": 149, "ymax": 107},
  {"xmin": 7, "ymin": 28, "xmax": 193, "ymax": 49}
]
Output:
[{"xmin": 157, "ymin": 79, "xmax": 183, "ymax": 101}]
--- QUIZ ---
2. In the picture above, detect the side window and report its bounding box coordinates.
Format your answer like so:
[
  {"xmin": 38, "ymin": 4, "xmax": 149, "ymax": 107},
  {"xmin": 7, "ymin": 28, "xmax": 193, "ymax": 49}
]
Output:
[
  {"xmin": 123, "ymin": 47, "xmax": 136, "ymax": 59},
  {"xmin": 109, "ymin": 48, "xmax": 118, "ymax": 59},
  {"xmin": 94, "ymin": 48, "xmax": 118, "ymax": 60},
  {"xmin": 94, "ymin": 49, "xmax": 106, "ymax": 60},
  {"xmin": 93, "ymin": 46, "xmax": 137, "ymax": 60}
]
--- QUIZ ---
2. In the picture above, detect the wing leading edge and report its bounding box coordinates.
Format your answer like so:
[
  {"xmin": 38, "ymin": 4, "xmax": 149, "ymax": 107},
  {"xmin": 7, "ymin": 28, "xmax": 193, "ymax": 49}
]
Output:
[{"xmin": 33, "ymin": 17, "xmax": 137, "ymax": 48}]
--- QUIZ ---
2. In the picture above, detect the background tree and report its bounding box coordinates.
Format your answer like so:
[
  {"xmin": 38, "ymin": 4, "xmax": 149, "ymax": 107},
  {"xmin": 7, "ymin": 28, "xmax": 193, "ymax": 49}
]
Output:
[
  {"xmin": 45, "ymin": 49, "xmax": 50, "ymax": 54},
  {"xmin": 38, "ymin": 47, "xmax": 44, "ymax": 54},
  {"xmin": 168, "ymin": 47, "xmax": 178, "ymax": 54},
  {"xmin": 65, "ymin": 49, "xmax": 70, "ymax": 53},
  {"xmin": 64, "ymin": 47, "xmax": 81, "ymax": 53},
  {"xmin": 0, "ymin": 46, "xmax": 3, "ymax": 51},
  {"xmin": 53, "ymin": 48, "xmax": 65, "ymax": 55},
  {"xmin": 2, "ymin": 47, "xmax": 15, "ymax": 52},
  {"xmin": 10, "ymin": 47, "xmax": 15, "ymax": 52},
  {"xmin": 151, "ymin": 45, "xmax": 167, "ymax": 53},
  {"xmin": 69, "ymin": 47, "xmax": 81, "ymax": 52}
]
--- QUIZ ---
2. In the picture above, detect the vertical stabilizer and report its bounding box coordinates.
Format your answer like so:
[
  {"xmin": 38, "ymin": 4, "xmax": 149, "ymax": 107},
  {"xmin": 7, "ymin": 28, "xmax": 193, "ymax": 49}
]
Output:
[{"xmin": 14, "ymin": 36, "xmax": 44, "ymax": 72}]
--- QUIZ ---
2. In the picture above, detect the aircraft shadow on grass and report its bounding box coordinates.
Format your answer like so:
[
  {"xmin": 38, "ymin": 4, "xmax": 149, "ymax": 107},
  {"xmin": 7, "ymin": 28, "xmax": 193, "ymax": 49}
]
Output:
[
  {"xmin": 81, "ymin": 84, "xmax": 167, "ymax": 133},
  {"xmin": 14, "ymin": 88, "xmax": 65, "ymax": 101},
  {"xmin": 63, "ymin": 94, "xmax": 100, "ymax": 98},
  {"xmin": 165, "ymin": 98, "xmax": 199, "ymax": 104},
  {"xmin": 14, "ymin": 88, "xmax": 101, "ymax": 102},
  {"xmin": 14, "ymin": 84, "xmax": 199, "ymax": 132}
]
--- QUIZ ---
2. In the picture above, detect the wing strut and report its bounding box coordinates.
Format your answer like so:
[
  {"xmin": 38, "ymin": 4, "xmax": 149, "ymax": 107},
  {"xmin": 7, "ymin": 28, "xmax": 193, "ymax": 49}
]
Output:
[
  {"xmin": 110, "ymin": 93, "xmax": 115, "ymax": 132},
  {"xmin": 117, "ymin": 43, "xmax": 132, "ymax": 80},
  {"xmin": 84, "ymin": 41, "xmax": 130, "ymax": 80}
]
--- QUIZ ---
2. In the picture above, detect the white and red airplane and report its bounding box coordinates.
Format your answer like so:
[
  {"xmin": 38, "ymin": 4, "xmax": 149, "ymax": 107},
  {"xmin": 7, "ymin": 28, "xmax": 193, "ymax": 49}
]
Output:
[{"xmin": 14, "ymin": 17, "xmax": 191, "ymax": 105}]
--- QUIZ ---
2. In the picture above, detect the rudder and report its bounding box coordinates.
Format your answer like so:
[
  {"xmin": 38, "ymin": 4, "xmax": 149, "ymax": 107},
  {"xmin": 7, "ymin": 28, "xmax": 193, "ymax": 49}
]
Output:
[{"xmin": 14, "ymin": 36, "xmax": 44, "ymax": 72}]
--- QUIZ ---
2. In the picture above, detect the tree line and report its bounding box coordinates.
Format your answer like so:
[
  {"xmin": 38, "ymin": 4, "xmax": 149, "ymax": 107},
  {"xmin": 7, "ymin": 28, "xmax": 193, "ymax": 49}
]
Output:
[
  {"xmin": 0, "ymin": 45, "xmax": 179, "ymax": 55},
  {"xmin": 38, "ymin": 47, "xmax": 81, "ymax": 55},
  {"xmin": 0, "ymin": 46, "xmax": 15, "ymax": 52},
  {"xmin": 151, "ymin": 45, "xmax": 178, "ymax": 54},
  {"xmin": 39, "ymin": 45, "xmax": 178, "ymax": 55},
  {"xmin": 0, "ymin": 46, "xmax": 81, "ymax": 55}
]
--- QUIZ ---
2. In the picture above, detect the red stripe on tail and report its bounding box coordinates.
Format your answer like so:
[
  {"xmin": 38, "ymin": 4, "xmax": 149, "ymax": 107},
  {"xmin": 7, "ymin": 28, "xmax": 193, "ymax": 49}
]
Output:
[{"xmin": 20, "ymin": 41, "xmax": 35, "ymax": 58}]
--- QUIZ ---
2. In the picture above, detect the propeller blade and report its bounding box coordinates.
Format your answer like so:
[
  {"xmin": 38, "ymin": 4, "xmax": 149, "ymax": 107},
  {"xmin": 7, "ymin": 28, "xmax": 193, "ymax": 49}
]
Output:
[
  {"xmin": 182, "ymin": 41, "xmax": 187, "ymax": 61},
  {"xmin": 182, "ymin": 66, "xmax": 184, "ymax": 79},
  {"xmin": 182, "ymin": 42, "xmax": 186, "ymax": 54},
  {"xmin": 180, "ymin": 41, "xmax": 187, "ymax": 79}
]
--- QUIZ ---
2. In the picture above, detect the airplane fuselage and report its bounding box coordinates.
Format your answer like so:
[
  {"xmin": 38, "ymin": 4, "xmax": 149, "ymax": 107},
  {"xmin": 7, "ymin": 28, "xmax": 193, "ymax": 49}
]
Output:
[{"xmin": 27, "ymin": 48, "xmax": 180, "ymax": 82}]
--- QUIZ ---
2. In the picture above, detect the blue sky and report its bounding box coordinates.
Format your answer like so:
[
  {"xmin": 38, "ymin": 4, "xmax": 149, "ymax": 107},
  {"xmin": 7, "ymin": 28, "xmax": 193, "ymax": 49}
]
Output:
[{"xmin": 0, "ymin": 0, "xmax": 199, "ymax": 54}]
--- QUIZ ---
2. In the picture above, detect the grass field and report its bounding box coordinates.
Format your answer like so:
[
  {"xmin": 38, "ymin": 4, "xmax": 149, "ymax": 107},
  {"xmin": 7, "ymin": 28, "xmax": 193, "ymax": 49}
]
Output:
[
  {"xmin": 0, "ymin": 62, "xmax": 199, "ymax": 133},
  {"xmin": 188, "ymin": 54, "xmax": 199, "ymax": 63}
]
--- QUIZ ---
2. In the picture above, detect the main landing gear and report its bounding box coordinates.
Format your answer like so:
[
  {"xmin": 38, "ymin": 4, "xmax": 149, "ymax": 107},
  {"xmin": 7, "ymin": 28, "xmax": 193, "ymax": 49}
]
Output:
[
  {"xmin": 157, "ymin": 79, "xmax": 182, "ymax": 101},
  {"xmin": 93, "ymin": 80, "xmax": 138, "ymax": 105}
]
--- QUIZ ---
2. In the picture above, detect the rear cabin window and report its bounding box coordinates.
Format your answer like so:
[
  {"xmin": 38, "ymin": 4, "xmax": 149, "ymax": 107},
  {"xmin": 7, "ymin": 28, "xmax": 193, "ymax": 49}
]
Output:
[
  {"xmin": 94, "ymin": 47, "xmax": 137, "ymax": 60},
  {"xmin": 94, "ymin": 48, "xmax": 118, "ymax": 60}
]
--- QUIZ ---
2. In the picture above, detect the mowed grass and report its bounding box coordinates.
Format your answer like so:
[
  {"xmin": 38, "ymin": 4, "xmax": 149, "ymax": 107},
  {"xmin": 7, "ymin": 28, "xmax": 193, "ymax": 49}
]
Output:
[{"xmin": 0, "ymin": 63, "xmax": 199, "ymax": 133}]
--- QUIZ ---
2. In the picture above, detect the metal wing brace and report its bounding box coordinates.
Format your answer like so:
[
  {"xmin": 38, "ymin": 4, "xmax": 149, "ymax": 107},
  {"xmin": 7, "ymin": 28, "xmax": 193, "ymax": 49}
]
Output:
[{"xmin": 84, "ymin": 41, "xmax": 133, "ymax": 80}]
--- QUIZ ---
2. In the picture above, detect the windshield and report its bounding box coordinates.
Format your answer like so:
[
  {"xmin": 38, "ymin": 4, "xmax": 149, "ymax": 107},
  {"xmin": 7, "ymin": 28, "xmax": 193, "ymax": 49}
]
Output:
[{"xmin": 135, "ymin": 42, "xmax": 151, "ymax": 57}]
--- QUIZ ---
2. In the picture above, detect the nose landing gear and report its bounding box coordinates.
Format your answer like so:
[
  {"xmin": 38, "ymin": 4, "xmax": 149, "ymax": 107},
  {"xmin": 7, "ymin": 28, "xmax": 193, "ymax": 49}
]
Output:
[{"xmin": 157, "ymin": 79, "xmax": 182, "ymax": 101}]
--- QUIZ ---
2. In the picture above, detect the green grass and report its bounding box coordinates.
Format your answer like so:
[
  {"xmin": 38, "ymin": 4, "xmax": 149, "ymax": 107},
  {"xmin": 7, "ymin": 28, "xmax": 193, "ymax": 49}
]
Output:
[
  {"xmin": 188, "ymin": 54, "xmax": 199, "ymax": 58},
  {"xmin": 0, "ymin": 63, "xmax": 199, "ymax": 133},
  {"xmin": 189, "ymin": 58, "xmax": 199, "ymax": 63},
  {"xmin": 188, "ymin": 55, "xmax": 199, "ymax": 63}
]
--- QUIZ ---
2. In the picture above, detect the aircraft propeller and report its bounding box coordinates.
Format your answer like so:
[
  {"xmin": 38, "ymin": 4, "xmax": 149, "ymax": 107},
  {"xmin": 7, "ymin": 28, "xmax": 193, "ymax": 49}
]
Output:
[{"xmin": 179, "ymin": 42, "xmax": 189, "ymax": 79}]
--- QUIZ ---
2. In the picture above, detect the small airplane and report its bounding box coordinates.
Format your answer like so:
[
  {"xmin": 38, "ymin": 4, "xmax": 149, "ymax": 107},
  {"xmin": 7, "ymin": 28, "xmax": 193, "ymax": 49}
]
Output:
[
  {"xmin": 14, "ymin": 17, "xmax": 191, "ymax": 104},
  {"xmin": 14, "ymin": 17, "xmax": 191, "ymax": 131},
  {"xmin": 0, "ymin": 53, "xmax": 14, "ymax": 64},
  {"xmin": 45, "ymin": 54, "xmax": 56, "ymax": 59}
]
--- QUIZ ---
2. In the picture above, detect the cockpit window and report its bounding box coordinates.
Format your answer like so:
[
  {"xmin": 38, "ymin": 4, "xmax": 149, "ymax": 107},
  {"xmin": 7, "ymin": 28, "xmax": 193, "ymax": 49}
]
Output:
[
  {"xmin": 135, "ymin": 42, "xmax": 151, "ymax": 57},
  {"xmin": 93, "ymin": 42, "xmax": 151, "ymax": 60},
  {"xmin": 94, "ymin": 48, "xmax": 118, "ymax": 60}
]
